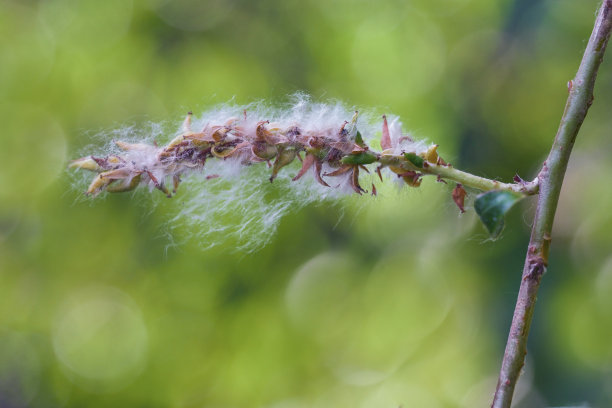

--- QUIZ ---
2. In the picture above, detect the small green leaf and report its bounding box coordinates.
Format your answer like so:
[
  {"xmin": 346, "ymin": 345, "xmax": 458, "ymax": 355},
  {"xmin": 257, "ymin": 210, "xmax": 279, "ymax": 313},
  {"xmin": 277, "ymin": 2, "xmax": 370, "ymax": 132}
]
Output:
[
  {"xmin": 355, "ymin": 131, "xmax": 365, "ymax": 147},
  {"xmin": 341, "ymin": 151, "xmax": 378, "ymax": 165},
  {"xmin": 404, "ymin": 152, "xmax": 424, "ymax": 168},
  {"xmin": 474, "ymin": 190, "xmax": 523, "ymax": 239}
]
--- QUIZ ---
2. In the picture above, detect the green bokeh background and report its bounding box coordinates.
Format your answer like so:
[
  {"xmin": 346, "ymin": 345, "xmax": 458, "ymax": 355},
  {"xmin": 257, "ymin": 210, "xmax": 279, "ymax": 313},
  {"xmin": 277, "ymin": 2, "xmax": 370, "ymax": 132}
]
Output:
[{"xmin": 2, "ymin": 0, "xmax": 612, "ymax": 406}]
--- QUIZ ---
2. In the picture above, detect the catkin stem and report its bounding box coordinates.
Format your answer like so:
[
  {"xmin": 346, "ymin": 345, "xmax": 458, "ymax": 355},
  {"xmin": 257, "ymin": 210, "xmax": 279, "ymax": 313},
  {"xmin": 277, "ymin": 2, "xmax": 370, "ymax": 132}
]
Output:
[{"xmin": 422, "ymin": 163, "xmax": 537, "ymax": 194}]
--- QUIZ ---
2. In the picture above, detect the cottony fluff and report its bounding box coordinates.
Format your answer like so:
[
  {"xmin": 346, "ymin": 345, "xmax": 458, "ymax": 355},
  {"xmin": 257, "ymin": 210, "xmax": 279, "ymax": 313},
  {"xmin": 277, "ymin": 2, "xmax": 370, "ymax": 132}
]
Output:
[{"xmin": 70, "ymin": 97, "xmax": 446, "ymax": 250}]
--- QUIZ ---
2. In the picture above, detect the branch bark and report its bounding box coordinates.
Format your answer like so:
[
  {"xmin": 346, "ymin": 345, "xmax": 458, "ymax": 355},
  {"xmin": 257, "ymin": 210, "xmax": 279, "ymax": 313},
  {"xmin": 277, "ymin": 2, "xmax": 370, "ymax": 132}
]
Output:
[{"xmin": 491, "ymin": 2, "xmax": 612, "ymax": 407}]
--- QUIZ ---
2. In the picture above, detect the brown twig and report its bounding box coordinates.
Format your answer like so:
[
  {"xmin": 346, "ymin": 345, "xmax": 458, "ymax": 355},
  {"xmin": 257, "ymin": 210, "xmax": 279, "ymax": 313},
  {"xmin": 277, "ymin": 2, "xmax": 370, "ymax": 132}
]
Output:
[{"xmin": 491, "ymin": 2, "xmax": 612, "ymax": 406}]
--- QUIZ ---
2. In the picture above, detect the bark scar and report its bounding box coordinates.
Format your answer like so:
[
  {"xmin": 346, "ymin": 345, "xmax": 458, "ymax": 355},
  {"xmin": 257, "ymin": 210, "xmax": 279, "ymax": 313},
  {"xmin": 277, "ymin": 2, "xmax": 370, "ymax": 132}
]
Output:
[{"xmin": 524, "ymin": 256, "xmax": 547, "ymax": 282}]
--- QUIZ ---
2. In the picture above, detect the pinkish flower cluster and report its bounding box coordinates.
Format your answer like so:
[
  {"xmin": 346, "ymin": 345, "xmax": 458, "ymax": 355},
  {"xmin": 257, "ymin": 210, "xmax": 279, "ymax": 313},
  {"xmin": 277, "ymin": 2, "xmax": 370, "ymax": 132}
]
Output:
[{"xmin": 70, "ymin": 108, "xmax": 445, "ymax": 198}]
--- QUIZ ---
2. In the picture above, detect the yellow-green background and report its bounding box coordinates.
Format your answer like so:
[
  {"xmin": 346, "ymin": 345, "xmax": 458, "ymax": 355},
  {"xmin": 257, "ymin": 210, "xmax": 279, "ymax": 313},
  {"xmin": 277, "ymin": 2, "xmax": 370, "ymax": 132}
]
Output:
[{"xmin": 2, "ymin": 0, "xmax": 612, "ymax": 406}]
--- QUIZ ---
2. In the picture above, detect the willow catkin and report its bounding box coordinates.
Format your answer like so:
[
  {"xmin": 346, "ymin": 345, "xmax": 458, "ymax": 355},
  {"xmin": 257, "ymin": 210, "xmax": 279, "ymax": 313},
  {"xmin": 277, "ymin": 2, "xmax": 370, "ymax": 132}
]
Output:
[
  {"xmin": 70, "ymin": 98, "xmax": 436, "ymax": 197},
  {"xmin": 70, "ymin": 97, "xmax": 445, "ymax": 250}
]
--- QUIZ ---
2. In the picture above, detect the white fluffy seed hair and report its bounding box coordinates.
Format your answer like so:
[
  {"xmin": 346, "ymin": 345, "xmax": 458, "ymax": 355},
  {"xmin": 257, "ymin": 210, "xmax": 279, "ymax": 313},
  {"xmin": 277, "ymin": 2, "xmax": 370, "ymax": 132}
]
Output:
[{"xmin": 73, "ymin": 95, "xmax": 429, "ymax": 251}]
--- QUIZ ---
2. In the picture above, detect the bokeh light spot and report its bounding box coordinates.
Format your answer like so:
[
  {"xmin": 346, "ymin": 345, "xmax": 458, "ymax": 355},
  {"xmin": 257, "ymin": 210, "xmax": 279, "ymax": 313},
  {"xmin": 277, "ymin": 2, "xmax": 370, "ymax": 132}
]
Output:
[
  {"xmin": 351, "ymin": 9, "xmax": 446, "ymax": 103},
  {"xmin": 286, "ymin": 251, "xmax": 451, "ymax": 385},
  {"xmin": 52, "ymin": 285, "xmax": 148, "ymax": 392},
  {"xmin": 38, "ymin": 0, "xmax": 133, "ymax": 51},
  {"xmin": 0, "ymin": 3, "xmax": 55, "ymax": 95},
  {"xmin": 150, "ymin": 0, "xmax": 235, "ymax": 32},
  {"xmin": 0, "ymin": 106, "xmax": 67, "ymax": 204}
]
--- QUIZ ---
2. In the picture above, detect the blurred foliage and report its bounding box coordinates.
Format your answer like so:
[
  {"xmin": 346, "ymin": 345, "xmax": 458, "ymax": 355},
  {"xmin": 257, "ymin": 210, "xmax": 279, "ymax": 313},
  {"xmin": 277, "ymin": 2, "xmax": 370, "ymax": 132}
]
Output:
[{"xmin": 1, "ymin": 0, "xmax": 612, "ymax": 406}]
